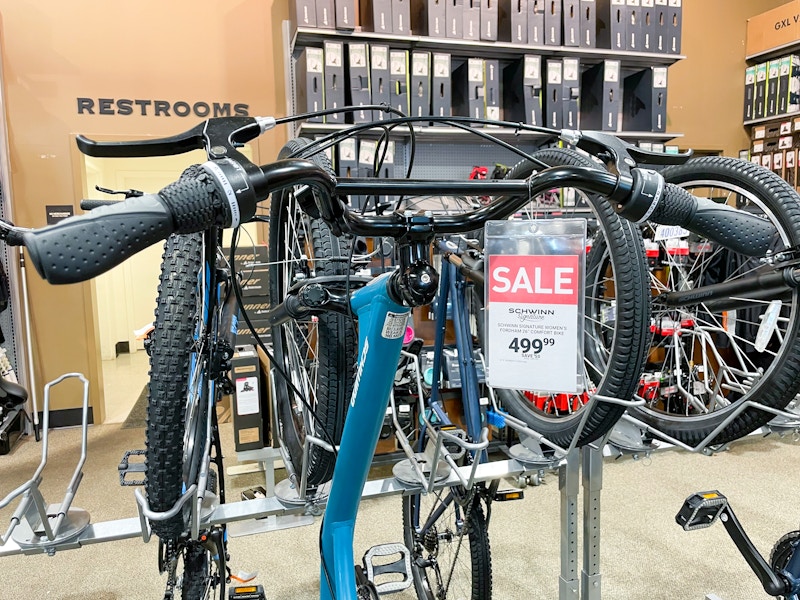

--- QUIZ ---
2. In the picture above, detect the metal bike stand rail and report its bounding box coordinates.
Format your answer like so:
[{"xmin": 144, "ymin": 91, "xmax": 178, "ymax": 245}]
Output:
[{"xmin": 0, "ymin": 373, "xmax": 91, "ymax": 555}]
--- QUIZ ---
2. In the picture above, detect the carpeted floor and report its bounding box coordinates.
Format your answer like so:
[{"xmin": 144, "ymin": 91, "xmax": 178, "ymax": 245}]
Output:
[
  {"xmin": 121, "ymin": 385, "xmax": 148, "ymax": 429},
  {"xmin": 0, "ymin": 421, "xmax": 798, "ymax": 599}
]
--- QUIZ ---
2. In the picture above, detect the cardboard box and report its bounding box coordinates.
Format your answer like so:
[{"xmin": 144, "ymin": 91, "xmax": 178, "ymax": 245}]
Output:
[
  {"xmin": 545, "ymin": 58, "xmax": 563, "ymax": 129},
  {"xmin": 544, "ymin": 0, "xmax": 563, "ymax": 45},
  {"xmin": 562, "ymin": 57, "xmax": 580, "ymax": 129},
  {"xmin": 666, "ymin": 0, "xmax": 681, "ymax": 53},
  {"xmin": 411, "ymin": 0, "xmax": 447, "ymax": 36},
  {"xmin": 370, "ymin": 45, "xmax": 391, "ymax": 120},
  {"xmin": 336, "ymin": 0, "xmax": 358, "ymax": 29},
  {"xmin": 432, "ymin": 53, "xmax": 453, "ymax": 117},
  {"xmin": 529, "ymin": 0, "xmax": 546, "ymax": 45},
  {"xmin": 503, "ymin": 55, "xmax": 543, "ymax": 126},
  {"xmin": 580, "ymin": 0, "xmax": 597, "ymax": 47},
  {"xmin": 654, "ymin": 0, "xmax": 667, "ymax": 52},
  {"xmin": 390, "ymin": 50, "xmax": 410, "ymax": 116},
  {"xmin": 410, "ymin": 51, "xmax": 431, "ymax": 117},
  {"xmin": 623, "ymin": 66, "xmax": 668, "ymax": 132},
  {"xmin": 452, "ymin": 58, "xmax": 486, "ymax": 119},
  {"xmin": 446, "ymin": 0, "xmax": 465, "ymax": 38},
  {"xmin": 361, "ymin": 0, "xmax": 393, "ymax": 33},
  {"xmin": 563, "ymin": 0, "xmax": 581, "ymax": 46},
  {"xmin": 480, "ymin": 0, "xmax": 499, "ymax": 41},
  {"xmin": 347, "ymin": 42, "xmax": 372, "ymax": 123},
  {"xmin": 323, "ymin": 41, "xmax": 346, "ymax": 123},
  {"xmin": 485, "ymin": 58, "xmax": 502, "ymax": 121},
  {"xmin": 767, "ymin": 59, "xmax": 781, "ymax": 118},
  {"xmin": 745, "ymin": 1, "xmax": 800, "ymax": 57},
  {"xmin": 235, "ymin": 319, "xmax": 272, "ymax": 347},
  {"xmin": 581, "ymin": 60, "xmax": 620, "ymax": 131},
  {"xmin": 500, "ymin": 0, "xmax": 528, "ymax": 43},
  {"xmin": 317, "ymin": 0, "xmax": 336, "ymax": 28},
  {"xmin": 626, "ymin": 0, "xmax": 641, "ymax": 51},
  {"xmin": 240, "ymin": 268, "xmax": 269, "ymax": 297},
  {"xmin": 393, "ymin": 0, "xmax": 412, "ymax": 34},
  {"xmin": 641, "ymin": 0, "xmax": 655, "ymax": 51},
  {"xmin": 463, "ymin": 0, "xmax": 481, "ymax": 39},
  {"xmin": 290, "ymin": 0, "xmax": 317, "ymax": 28},
  {"xmin": 743, "ymin": 65, "xmax": 756, "ymax": 122},
  {"xmin": 231, "ymin": 346, "xmax": 267, "ymax": 451},
  {"xmin": 296, "ymin": 47, "xmax": 325, "ymax": 123},
  {"xmin": 222, "ymin": 244, "xmax": 268, "ymax": 270},
  {"xmin": 597, "ymin": 0, "xmax": 626, "ymax": 50},
  {"xmin": 754, "ymin": 62, "xmax": 768, "ymax": 119}
]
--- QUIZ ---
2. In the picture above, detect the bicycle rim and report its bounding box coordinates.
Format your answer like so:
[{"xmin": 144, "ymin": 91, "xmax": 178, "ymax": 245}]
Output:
[
  {"xmin": 402, "ymin": 488, "xmax": 492, "ymax": 600},
  {"xmin": 268, "ymin": 138, "xmax": 356, "ymax": 488},
  {"xmin": 628, "ymin": 157, "xmax": 800, "ymax": 446}
]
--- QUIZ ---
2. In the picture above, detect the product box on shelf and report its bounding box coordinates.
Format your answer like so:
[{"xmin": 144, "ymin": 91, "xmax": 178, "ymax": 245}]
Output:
[
  {"xmin": 774, "ymin": 150, "xmax": 784, "ymax": 178},
  {"xmin": 291, "ymin": 0, "xmax": 317, "ymax": 28},
  {"xmin": 410, "ymin": 51, "xmax": 432, "ymax": 117},
  {"xmin": 781, "ymin": 55, "xmax": 800, "ymax": 115},
  {"xmin": 562, "ymin": 57, "xmax": 581, "ymax": 129},
  {"xmin": 625, "ymin": 0, "xmax": 641, "ymax": 51},
  {"xmin": 544, "ymin": 0, "xmax": 563, "ymax": 45},
  {"xmin": 596, "ymin": 0, "xmax": 626, "ymax": 51},
  {"xmin": 786, "ymin": 149, "xmax": 797, "ymax": 188},
  {"xmin": 222, "ymin": 244, "xmax": 268, "ymax": 271},
  {"xmin": 754, "ymin": 62, "xmax": 768, "ymax": 120},
  {"xmin": 580, "ymin": 60, "xmax": 620, "ymax": 131},
  {"xmin": 529, "ymin": 0, "xmax": 545, "ymax": 45},
  {"xmin": 666, "ymin": 0, "xmax": 682, "ymax": 54},
  {"xmin": 361, "ymin": 0, "xmax": 393, "ymax": 33},
  {"xmin": 641, "ymin": 0, "xmax": 655, "ymax": 51},
  {"xmin": 479, "ymin": 0, "xmax": 498, "ymax": 41},
  {"xmin": 622, "ymin": 66, "xmax": 668, "ymax": 132},
  {"xmin": 746, "ymin": 0, "xmax": 800, "ymax": 58},
  {"xmin": 337, "ymin": 137, "xmax": 358, "ymax": 177},
  {"xmin": 230, "ymin": 346, "xmax": 268, "ymax": 451},
  {"xmin": 464, "ymin": 0, "xmax": 481, "ymax": 40},
  {"xmin": 563, "ymin": 0, "xmax": 580, "ymax": 46},
  {"xmin": 393, "ymin": 0, "xmax": 412, "ymax": 34},
  {"xmin": 296, "ymin": 47, "xmax": 325, "ymax": 123},
  {"xmin": 317, "ymin": 0, "xmax": 336, "ymax": 28},
  {"xmin": 370, "ymin": 45, "xmax": 391, "ymax": 120},
  {"xmin": 654, "ymin": 0, "xmax": 667, "ymax": 53},
  {"xmin": 752, "ymin": 124, "xmax": 766, "ymax": 140},
  {"xmin": 503, "ymin": 55, "xmax": 543, "ymax": 126},
  {"xmin": 348, "ymin": 43, "xmax": 372, "ymax": 123},
  {"xmin": 411, "ymin": 0, "xmax": 447, "ymax": 36},
  {"xmin": 446, "ymin": 0, "xmax": 465, "ymax": 38},
  {"xmin": 767, "ymin": 59, "xmax": 781, "ymax": 118},
  {"xmin": 545, "ymin": 58, "xmax": 563, "ymax": 128},
  {"xmin": 240, "ymin": 268, "xmax": 270, "ymax": 297},
  {"xmin": 323, "ymin": 41, "xmax": 346, "ymax": 123},
  {"xmin": 579, "ymin": 0, "xmax": 596, "ymax": 47},
  {"xmin": 336, "ymin": 0, "xmax": 358, "ymax": 29},
  {"xmin": 485, "ymin": 58, "xmax": 501, "ymax": 120},
  {"xmin": 453, "ymin": 58, "xmax": 486, "ymax": 119},
  {"xmin": 390, "ymin": 49, "xmax": 410, "ymax": 116},
  {"xmin": 743, "ymin": 65, "xmax": 756, "ymax": 122},
  {"xmin": 432, "ymin": 53, "xmax": 453, "ymax": 117},
  {"xmin": 501, "ymin": 0, "xmax": 528, "ymax": 44}
]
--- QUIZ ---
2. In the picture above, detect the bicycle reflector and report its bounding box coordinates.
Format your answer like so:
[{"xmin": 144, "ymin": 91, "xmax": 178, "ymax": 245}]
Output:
[{"xmin": 675, "ymin": 491, "xmax": 729, "ymax": 531}]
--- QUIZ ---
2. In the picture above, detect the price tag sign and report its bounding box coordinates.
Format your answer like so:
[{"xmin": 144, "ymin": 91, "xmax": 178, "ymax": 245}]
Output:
[{"xmin": 484, "ymin": 219, "xmax": 586, "ymax": 393}]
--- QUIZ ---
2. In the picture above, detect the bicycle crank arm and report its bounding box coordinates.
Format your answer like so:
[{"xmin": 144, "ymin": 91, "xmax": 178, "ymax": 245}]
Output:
[{"xmin": 677, "ymin": 492, "xmax": 790, "ymax": 597}]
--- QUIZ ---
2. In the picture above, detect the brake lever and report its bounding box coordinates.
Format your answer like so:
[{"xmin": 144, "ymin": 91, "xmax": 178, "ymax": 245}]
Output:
[{"xmin": 75, "ymin": 116, "xmax": 277, "ymax": 162}]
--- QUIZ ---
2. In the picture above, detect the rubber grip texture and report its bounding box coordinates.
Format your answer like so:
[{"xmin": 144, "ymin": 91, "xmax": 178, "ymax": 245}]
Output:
[
  {"xmin": 158, "ymin": 169, "xmax": 224, "ymax": 233},
  {"xmin": 23, "ymin": 194, "xmax": 174, "ymax": 284},
  {"xmin": 650, "ymin": 183, "xmax": 777, "ymax": 257}
]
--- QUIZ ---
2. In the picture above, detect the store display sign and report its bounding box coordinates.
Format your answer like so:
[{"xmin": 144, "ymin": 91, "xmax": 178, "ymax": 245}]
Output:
[
  {"xmin": 484, "ymin": 219, "xmax": 586, "ymax": 393},
  {"xmin": 46, "ymin": 205, "xmax": 73, "ymax": 224}
]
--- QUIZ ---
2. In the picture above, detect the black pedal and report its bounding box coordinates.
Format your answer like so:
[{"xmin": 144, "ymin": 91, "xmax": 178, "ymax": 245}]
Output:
[
  {"xmin": 494, "ymin": 489, "xmax": 525, "ymax": 502},
  {"xmin": 118, "ymin": 449, "xmax": 147, "ymax": 486},
  {"xmin": 228, "ymin": 584, "xmax": 266, "ymax": 599},
  {"xmin": 676, "ymin": 491, "xmax": 728, "ymax": 531}
]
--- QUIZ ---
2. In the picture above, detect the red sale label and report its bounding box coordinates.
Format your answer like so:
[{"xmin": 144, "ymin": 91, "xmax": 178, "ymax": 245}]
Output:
[{"xmin": 488, "ymin": 255, "xmax": 580, "ymax": 305}]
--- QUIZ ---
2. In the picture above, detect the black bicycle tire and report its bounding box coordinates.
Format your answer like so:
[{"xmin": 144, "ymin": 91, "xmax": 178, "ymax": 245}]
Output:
[
  {"xmin": 269, "ymin": 138, "xmax": 356, "ymax": 488},
  {"xmin": 146, "ymin": 232, "xmax": 203, "ymax": 538},
  {"xmin": 181, "ymin": 542, "xmax": 210, "ymax": 600},
  {"xmin": 402, "ymin": 491, "xmax": 492, "ymax": 600},
  {"xmin": 490, "ymin": 148, "xmax": 650, "ymax": 447},
  {"xmin": 627, "ymin": 156, "xmax": 800, "ymax": 446}
]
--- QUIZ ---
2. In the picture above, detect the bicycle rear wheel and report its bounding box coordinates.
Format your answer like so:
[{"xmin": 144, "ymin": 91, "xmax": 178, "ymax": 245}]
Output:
[
  {"xmin": 489, "ymin": 148, "xmax": 650, "ymax": 447},
  {"xmin": 269, "ymin": 138, "xmax": 356, "ymax": 488},
  {"xmin": 403, "ymin": 488, "xmax": 492, "ymax": 600},
  {"xmin": 626, "ymin": 157, "xmax": 800, "ymax": 446}
]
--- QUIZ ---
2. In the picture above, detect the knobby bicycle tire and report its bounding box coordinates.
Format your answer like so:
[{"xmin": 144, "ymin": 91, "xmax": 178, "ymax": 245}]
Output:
[
  {"xmin": 146, "ymin": 232, "xmax": 204, "ymax": 538},
  {"xmin": 626, "ymin": 156, "xmax": 800, "ymax": 446},
  {"xmin": 488, "ymin": 148, "xmax": 650, "ymax": 448},
  {"xmin": 269, "ymin": 137, "xmax": 356, "ymax": 488},
  {"xmin": 181, "ymin": 542, "xmax": 210, "ymax": 600},
  {"xmin": 403, "ymin": 490, "xmax": 492, "ymax": 600}
]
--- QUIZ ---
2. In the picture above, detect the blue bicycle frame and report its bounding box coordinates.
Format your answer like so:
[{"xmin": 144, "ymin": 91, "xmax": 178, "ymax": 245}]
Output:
[{"xmin": 317, "ymin": 271, "xmax": 410, "ymax": 600}]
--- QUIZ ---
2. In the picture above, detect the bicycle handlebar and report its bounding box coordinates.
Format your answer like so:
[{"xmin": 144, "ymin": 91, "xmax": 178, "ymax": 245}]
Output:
[{"xmin": 11, "ymin": 116, "xmax": 779, "ymax": 285}]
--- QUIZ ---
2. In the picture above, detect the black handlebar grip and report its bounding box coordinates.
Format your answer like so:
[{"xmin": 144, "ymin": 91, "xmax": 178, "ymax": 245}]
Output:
[
  {"xmin": 649, "ymin": 184, "xmax": 778, "ymax": 257},
  {"xmin": 22, "ymin": 194, "xmax": 175, "ymax": 284},
  {"xmin": 80, "ymin": 199, "xmax": 119, "ymax": 211},
  {"xmin": 158, "ymin": 169, "xmax": 225, "ymax": 233}
]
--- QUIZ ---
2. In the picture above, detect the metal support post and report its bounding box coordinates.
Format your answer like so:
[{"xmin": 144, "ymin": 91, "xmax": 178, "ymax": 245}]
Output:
[
  {"xmin": 559, "ymin": 448, "xmax": 581, "ymax": 600},
  {"xmin": 581, "ymin": 445, "xmax": 604, "ymax": 600}
]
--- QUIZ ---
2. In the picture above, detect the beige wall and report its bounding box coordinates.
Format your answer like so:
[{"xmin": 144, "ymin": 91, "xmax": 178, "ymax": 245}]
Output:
[
  {"xmin": 0, "ymin": 0, "xmax": 289, "ymax": 414},
  {"xmin": 0, "ymin": 0, "xmax": 786, "ymax": 414},
  {"xmin": 668, "ymin": 0, "xmax": 790, "ymax": 156}
]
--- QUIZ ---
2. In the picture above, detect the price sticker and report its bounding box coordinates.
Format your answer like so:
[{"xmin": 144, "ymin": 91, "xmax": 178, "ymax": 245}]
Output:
[{"xmin": 484, "ymin": 219, "xmax": 586, "ymax": 394}]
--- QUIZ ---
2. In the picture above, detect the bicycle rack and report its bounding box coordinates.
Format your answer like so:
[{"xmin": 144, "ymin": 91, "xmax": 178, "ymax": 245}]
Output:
[{"xmin": 0, "ymin": 373, "xmax": 91, "ymax": 555}]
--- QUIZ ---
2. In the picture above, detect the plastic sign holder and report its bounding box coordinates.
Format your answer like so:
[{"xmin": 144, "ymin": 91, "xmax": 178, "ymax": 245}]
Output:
[{"xmin": 484, "ymin": 219, "xmax": 587, "ymax": 394}]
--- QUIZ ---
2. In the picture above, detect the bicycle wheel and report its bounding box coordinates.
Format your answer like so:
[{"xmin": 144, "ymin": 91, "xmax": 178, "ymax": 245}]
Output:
[
  {"xmin": 626, "ymin": 156, "xmax": 800, "ymax": 446},
  {"xmin": 403, "ymin": 488, "xmax": 492, "ymax": 600},
  {"xmin": 147, "ymin": 232, "xmax": 206, "ymax": 538},
  {"xmin": 269, "ymin": 138, "xmax": 356, "ymax": 488},
  {"xmin": 489, "ymin": 148, "xmax": 650, "ymax": 448}
]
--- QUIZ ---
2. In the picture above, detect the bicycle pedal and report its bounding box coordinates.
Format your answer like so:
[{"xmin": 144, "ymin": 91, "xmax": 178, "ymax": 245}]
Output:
[
  {"xmin": 676, "ymin": 491, "xmax": 729, "ymax": 531},
  {"xmin": 362, "ymin": 543, "xmax": 413, "ymax": 594},
  {"xmin": 494, "ymin": 488, "xmax": 525, "ymax": 501},
  {"xmin": 118, "ymin": 449, "xmax": 146, "ymax": 486},
  {"xmin": 227, "ymin": 584, "xmax": 266, "ymax": 600}
]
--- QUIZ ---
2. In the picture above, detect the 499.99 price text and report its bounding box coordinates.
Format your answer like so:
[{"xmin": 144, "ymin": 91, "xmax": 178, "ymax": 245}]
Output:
[{"xmin": 507, "ymin": 337, "xmax": 556, "ymax": 354}]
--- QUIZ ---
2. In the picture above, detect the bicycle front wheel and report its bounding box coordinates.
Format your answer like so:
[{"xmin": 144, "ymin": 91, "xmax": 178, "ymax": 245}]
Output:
[
  {"xmin": 403, "ymin": 488, "xmax": 492, "ymax": 600},
  {"xmin": 627, "ymin": 157, "xmax": 800, "ymax": 446},
  {"xmin": 269, "ymin": 137, "xmax": 356, "ymax": 488},
  {"xmin": 490, "ymin": 148, "xmax": 650, "ymax": 447}
]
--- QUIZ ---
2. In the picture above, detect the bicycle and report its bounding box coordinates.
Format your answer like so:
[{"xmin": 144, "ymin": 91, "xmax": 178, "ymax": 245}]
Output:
[{"xmin": 0, "ymin": 114, "xmax": 778, "ymax": 600}]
